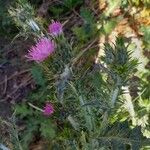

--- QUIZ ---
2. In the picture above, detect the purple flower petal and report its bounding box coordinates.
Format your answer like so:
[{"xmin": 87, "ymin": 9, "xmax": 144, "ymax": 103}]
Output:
[
  {"xmin": 26, "ymin": 38, "xmax": 55, "ymax": 63},
  {"xmin": 43, "ymin": 103, "xmax": 54, "ymax": 116},
  {"xmin": 48, "ymin": 21, "xmax": 63, "ymax": 36}
]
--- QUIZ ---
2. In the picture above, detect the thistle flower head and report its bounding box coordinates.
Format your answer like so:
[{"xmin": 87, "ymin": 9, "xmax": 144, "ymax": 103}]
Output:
[
  {"xmin": 48, "ymin": 21, "xmax": 63, "ymax": 36},
  {"xmin": 43, "ymin": 103, "xmax": 54, "ymax": 116},
  {"xmin": 26, "ymin": 38, "xmax": 55, "ymax": 63}
]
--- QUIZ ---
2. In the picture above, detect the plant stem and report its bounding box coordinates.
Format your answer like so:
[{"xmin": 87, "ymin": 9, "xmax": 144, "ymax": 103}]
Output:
[
  {"xmin": 110, "ymin": 87, "xmax": 119, "ymax": 108},
  {"xmin": 28, "ymin": 102, "xmax": 43, "ymax": 112}
]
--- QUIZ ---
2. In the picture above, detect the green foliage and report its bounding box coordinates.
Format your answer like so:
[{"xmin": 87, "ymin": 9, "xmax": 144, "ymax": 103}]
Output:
[
  {"xmin": 72, "ymin": 26, "xmax": 89, "ymax": 42},
  {"xmin": 20, "ymin": 118, "xmax": 39, "ymax": 150},
  {"xmin": 80, "ymin": 7, "xmax": 95, "ymax": 23},
  {"xmin": 9, "ymin": 0, "xmax": 34, "ymax": 26},
  {"xmin": 72, "ymin": 7, "xmax": 98, "ymax": 44},
  {"xmin": 0, "ymin": 0, "xmax": 17, "ymax": 36},
  {"xmin": 49, "ymin": 0, "xmax": 83, "ymax": 18},
  {"xmin": 8, "ymin": 0, "xmax": 42, "ymax": 37},
  {"xmin": 97, "ymin": 122, "xmax": 144, "ymax": 150},
  {"xmin": 49, "ymin": 6, "xmax": 64, "ymax": 18},
  {"xmin": 103, "ymin": 37, "xmax": 138, "ymax": 84},
  {"xmin": 15, "ymin": 104, "xmax": 33, "ymax": 118},
  {"xmin": 40, "ymin": 119, "xmax": 56, "ymax": 139},
  {"xmin": 64, "ymin": 0, "xmax": 83, "ymax": 9},
  {"xmin": 80, "ymin": 7, "xmax": 98, "ymax": 37},
  {"xmin": 14, "ymin": 102, "xmax": 56, "ymax": 149},
  {"xmin": 140, "ymin": 71, "xmax": 150, "ymax": 99},
  {"xmin": 31, "ymin": 65, "xmax": 47, "ymax": 87},
  {"xmin": 129, "ymin": 0, "xmax": 150, "ymax": 7},
  {"xmin": 3, "ymin": 0, "xmax": 150, "ymax": 149},
  {"xmin": 4, "ymin": 115, "xmax": 24, "ymax": 150},
  {"xmin": 103, "ymin": 20, "xmax": 117, "ymax": 35},
  {"xmin": 140, "ymin": 25, "xmax": 150, "ymax": 49}
]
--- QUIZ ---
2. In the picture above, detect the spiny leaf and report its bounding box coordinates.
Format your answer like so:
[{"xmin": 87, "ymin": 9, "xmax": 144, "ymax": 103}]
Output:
[
  {"xmin": 80, "ymin": 7, "xmax": 95, "ymax": 23},
  {"xmin": 31, "ymin": 65, "xmax": 46, "ymax": 87},
  {"xmin": 40, "ymin": 119, "xmax": 56, "ymax": 139}
]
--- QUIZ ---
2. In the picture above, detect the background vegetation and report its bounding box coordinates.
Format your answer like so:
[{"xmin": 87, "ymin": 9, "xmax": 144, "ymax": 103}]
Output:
[{"xmin": 0, "ymin": 0, "xmax": 150, "ymax": 149}]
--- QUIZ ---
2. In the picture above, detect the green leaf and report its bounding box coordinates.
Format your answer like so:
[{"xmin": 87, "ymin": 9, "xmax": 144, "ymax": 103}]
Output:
[
  {"xmin": 49, "ymin": 6, "xmax": 64, "ymax": 17},
  {"xmin": 40, "ymin": 119, "xmax": 56, "ymax": 139},
  {"xmin": 80, "ymin": 7, "xmax": 95, "ymax": 23},
  {"xmin": 21, "ymin": 118, "xmax": 39, "ymax": 149},
  {"xmin": 15, "ymin": 104, "xmax": 32, "ymax": 118},
  {"xmin": 72, "ymin": 26, "xmax": 88, "ymax": 42},
  {"xmin": 64, "ymin": 0, "xmax": 83, "ymax": 9},
  {"xmin": 139, "ymin": 99, "xmax": 150, "ymax": 112},
  {"xmin": 140, "ymin": 25, "xmax": 150, "ymax": 49},
  {"xmin": 31, "ymin": 65, "xmax": 46, "ymax": 86},
  {"xmin": 103, "ymin": 20, "xmax": 117, "ymax": 35}
]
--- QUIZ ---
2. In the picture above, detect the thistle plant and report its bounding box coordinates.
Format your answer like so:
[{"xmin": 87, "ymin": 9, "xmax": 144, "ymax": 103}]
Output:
[{"xmin": 6, "ymin": 0, "xmax": 150, "ymax": 149}]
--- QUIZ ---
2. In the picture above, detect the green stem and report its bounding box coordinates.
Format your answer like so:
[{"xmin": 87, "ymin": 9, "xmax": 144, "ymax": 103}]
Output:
[
  {"xmin": 110, "ymin": 87, "xmax": 119, "ymax": 108},
  {"xmin": 28, "ymin": 102, "xmax": 43, "ymax": 112}
]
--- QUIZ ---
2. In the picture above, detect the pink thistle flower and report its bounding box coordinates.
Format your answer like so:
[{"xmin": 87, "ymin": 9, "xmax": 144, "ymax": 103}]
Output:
[
  {"xmin": 26, "ymin": 38, "xmax": 55, "ymax": 63},
  {"xmin": 48, "ymin": 21, "xmax": 63, "ymax": 36},
  {"xmin": 43, "ymin": 103, "xmax": 54, "ymax": 116}
]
